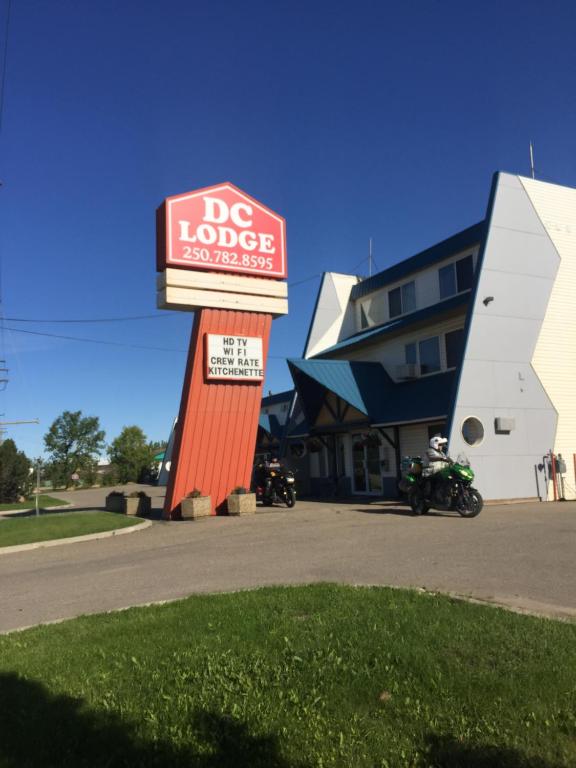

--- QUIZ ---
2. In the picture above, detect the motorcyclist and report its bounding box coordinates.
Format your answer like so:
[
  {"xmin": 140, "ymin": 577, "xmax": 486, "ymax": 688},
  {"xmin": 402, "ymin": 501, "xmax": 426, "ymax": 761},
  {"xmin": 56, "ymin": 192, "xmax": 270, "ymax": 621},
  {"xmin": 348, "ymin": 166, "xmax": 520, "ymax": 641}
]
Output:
[
  {"xmin": 426, "ymin": 436, "xmax": 451, "ymax": 475},
  {"xmin": 254, "ymin": 456, "xmax": 282, "ymax": 497}
]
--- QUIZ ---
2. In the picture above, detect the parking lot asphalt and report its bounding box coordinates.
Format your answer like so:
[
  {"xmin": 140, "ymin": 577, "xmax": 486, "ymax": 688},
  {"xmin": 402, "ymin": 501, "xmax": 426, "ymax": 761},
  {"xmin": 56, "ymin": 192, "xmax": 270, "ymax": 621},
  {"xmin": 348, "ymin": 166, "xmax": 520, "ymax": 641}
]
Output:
[{"xmin": 1, "ymin": 485, "xmax": 575, "ymax": 633}]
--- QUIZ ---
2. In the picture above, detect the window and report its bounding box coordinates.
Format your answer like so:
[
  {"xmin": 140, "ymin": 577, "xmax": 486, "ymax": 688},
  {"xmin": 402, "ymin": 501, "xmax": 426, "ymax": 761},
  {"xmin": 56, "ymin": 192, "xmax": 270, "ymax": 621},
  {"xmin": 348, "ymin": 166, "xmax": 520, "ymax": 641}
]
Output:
[
  {"xmin": 389, "ymin": 280, "xmax": 416, "ymax": 318},
  {"xmin": 404, "ymin": 336, "xmax": 440, "ymax": 375},
  {"xmin": 462, "ymin": 417, "xmax": 484, "ymax": 446},
  {"xmin": 445, "ymin": 328, "xmax": 464, "ymax": 369},
  {"xmin": 419, "ymin": 336, "xmax": 440, "ymax": 374},
  {"xmin": 439, "ymin": 255, "xmax": 474, "ymax": 299}
]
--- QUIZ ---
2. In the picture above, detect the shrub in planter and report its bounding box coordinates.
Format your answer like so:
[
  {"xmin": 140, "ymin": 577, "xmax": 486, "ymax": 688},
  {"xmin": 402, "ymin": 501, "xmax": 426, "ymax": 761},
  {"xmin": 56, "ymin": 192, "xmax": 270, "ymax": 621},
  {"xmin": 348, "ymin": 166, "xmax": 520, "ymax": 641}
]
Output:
[
  {"xmin": 227, "ymin": 486, "xmax": 256, "ymax": 515},
  {"xmin": 181, "ymin": 489, "xmax": 211, "ymax": 520},
  {"xmin": 105, "ymin": 491, "xmax": 125, "ymax": 513},
  {"xmin": 124, "ymin": 491, "xmax": 151, "ymax": 516}
]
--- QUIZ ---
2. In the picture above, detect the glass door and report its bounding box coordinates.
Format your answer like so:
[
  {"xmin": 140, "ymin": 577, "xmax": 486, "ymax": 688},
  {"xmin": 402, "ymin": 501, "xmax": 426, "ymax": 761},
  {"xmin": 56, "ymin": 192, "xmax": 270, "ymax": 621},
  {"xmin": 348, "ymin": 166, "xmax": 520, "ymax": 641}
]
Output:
[
  {"xmin": 352, "ymin": 436, "xmax": 367, "ymax": 492},
  {"xmin": 352, "ymin": 435, "xmax": 383, "ymax": 494},
  {"xmin": 366, "ymin": 441, "xmax": 383, "ymax": 493}
]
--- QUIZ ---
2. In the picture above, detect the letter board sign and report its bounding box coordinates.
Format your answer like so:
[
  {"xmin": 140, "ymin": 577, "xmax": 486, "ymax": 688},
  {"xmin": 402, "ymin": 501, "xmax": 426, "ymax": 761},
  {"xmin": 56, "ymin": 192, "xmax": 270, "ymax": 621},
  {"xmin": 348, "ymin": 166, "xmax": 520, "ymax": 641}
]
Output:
[
  {"xmin": 157, "ymin": 183, "xmax": 287, "ymax": 279},
  {"xmin": 205, "ymin": 334, "xmax": 264, "ymax": 381}
]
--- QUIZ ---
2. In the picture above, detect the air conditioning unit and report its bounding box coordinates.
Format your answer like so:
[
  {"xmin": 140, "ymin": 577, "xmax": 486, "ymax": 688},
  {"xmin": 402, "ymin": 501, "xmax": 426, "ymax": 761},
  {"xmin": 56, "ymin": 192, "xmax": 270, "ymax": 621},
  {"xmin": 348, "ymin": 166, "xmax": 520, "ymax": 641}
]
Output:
[{"xmin": 396, "ymin": 363, "xmax": 419, "ymax": 380}]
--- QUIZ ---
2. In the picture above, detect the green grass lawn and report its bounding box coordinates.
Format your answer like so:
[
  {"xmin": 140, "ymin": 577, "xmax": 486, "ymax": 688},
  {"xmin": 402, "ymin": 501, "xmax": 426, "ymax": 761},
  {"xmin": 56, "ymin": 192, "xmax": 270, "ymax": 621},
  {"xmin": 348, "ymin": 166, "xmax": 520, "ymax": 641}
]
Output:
[
  {"xmin": 0, "ymin": 494, "xmax": 69, "ymax": 512},
  {"xmin": 0, "ymin": 585, "xmax": 574, "ymax": 767},
  {"xmin": 0, "ymin": 511, "xmax": 141, "ymax": 547}
]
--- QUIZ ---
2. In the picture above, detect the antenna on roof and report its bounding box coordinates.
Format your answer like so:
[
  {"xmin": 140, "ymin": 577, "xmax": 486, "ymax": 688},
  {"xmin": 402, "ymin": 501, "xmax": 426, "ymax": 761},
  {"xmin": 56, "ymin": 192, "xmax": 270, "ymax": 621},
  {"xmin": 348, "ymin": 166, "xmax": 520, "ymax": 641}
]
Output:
[
  {"xmin": 368, "ymin": 238, "xmax": 373, "ymax": 277},
  {"xmin": 529, "ymin": 141, "xmax": 536, "ymax": 179}
]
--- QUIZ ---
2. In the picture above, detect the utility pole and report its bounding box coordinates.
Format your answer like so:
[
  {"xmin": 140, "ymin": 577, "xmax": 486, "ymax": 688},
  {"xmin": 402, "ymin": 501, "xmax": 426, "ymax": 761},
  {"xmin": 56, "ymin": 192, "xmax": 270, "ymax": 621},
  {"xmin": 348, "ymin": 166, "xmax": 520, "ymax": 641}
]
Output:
[{"xmin": 368, "ymin": 238, "xmax": 373, "ymax": 277}]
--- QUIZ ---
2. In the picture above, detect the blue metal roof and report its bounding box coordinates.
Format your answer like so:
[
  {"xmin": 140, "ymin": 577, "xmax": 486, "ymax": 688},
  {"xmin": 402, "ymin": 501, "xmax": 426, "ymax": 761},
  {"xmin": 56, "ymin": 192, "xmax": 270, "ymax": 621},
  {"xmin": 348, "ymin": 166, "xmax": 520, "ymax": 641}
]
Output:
[
  {"xmin": 313, "ymin": 292, "xmax": 469, "ymax": 358},
  {"xmin": 287, "ymin": 358, "xmax": 456, "ymax": 428},
  {"xmin": 288, "ymin": 359, "xmax": 392, "ymax": 417},
  {"xmin": 351, "ymin": 221, "xmax": 485, "ymax": 301},
  {"xmin": 261, "ymin": 388, "xmax": 293, "ymax": 407}
]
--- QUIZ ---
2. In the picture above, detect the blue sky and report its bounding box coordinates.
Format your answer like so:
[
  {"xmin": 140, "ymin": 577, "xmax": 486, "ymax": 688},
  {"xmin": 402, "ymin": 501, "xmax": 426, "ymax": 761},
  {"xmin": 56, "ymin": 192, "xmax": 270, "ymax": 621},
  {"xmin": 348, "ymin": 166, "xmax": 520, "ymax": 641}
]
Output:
[{"xmin": 1, "ymin": 0, "xmax": 575, "ymax": 460}]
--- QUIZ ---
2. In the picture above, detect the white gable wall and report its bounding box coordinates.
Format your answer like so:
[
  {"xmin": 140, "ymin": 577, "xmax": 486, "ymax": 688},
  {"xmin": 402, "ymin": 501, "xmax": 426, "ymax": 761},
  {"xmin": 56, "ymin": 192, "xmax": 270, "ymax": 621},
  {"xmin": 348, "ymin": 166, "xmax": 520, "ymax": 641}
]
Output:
[{"xmin": 304, "ymin": 273, "xmax": 360, "ymax": 358}]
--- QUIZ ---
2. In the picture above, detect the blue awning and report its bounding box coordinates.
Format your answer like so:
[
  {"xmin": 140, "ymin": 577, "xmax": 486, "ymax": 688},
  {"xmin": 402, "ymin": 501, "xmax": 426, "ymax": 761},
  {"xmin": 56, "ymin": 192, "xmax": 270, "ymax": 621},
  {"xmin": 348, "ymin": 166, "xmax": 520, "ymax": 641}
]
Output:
[{"xmin": 287, "ymin": 358, "xmax": 456, "ymax": 429}]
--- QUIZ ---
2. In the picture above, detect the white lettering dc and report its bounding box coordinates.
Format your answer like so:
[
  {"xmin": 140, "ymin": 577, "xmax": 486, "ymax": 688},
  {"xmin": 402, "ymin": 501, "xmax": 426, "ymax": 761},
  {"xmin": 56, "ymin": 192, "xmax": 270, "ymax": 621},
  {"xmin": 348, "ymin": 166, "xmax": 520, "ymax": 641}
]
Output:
[{"xmin": 202, "ymin": 196, "xmax": 253, "ymax": 228}]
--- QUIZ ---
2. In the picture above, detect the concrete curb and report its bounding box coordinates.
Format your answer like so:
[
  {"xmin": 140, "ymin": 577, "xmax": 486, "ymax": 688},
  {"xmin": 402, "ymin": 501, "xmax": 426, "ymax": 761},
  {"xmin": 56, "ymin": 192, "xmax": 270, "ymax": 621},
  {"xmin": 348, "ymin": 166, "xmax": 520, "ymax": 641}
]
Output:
[
  {"xmin": 5, "ymin": 582, "xmax": 573, "ymax": 637},
  {"xmin": 0, "ymin": 519, "xmax": 152, "ymax": 556}
]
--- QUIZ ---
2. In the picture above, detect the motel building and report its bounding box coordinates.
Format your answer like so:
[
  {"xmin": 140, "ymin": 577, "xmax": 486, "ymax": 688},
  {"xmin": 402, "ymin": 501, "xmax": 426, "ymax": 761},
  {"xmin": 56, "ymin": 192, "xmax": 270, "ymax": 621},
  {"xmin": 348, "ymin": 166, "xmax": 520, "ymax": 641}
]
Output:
[{"xmin": 279, "ymin": 172, "xmax": 576, "ymax": 502}]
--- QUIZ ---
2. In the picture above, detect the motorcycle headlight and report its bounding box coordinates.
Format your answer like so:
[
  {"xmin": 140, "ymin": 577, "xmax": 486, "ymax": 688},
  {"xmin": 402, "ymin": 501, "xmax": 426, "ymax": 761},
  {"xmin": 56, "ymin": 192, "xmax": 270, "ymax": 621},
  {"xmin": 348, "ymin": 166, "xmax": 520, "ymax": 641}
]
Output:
[{"xmin": 286, "ymin": 477, "xmax": 295, "ymax": 483}]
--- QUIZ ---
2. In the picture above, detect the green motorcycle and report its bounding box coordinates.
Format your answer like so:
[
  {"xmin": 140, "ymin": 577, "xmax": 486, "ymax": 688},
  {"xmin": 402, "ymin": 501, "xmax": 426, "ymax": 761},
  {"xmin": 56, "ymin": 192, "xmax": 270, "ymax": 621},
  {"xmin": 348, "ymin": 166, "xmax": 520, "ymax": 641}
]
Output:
[{"xmin": 399, "ymin": 455, "xmax": 483, "ymax": 518}]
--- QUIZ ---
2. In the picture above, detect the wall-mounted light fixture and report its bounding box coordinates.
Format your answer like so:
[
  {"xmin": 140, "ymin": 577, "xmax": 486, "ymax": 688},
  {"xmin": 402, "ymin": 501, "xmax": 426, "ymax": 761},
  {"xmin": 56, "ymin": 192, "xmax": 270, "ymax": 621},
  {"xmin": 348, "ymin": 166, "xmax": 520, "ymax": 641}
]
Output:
[{"xmin": 483, "ymin": 296, "xmax": 494, "ymax": 306}]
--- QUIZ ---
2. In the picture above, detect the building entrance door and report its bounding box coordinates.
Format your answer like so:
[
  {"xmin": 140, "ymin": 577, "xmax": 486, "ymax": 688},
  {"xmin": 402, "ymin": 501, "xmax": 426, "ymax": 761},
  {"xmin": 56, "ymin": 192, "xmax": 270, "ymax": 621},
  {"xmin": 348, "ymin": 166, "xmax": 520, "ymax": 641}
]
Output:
[{"xmin": 352, "ymin": 434, "xmax": 383, "ymax": 494}]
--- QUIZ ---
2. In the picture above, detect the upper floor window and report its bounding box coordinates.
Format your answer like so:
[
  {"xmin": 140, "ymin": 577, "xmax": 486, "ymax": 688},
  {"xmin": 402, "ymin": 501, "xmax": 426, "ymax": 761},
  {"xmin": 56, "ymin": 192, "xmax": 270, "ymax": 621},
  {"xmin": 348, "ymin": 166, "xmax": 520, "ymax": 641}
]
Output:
[
  {"xmin": 389, "ymin": 280, "xmax": 416, "ymax": 319},
  {"xmin": 439, "ymin": 255, "xmax": 474, "ymax": 300},
  {"xmin": 405, "ymin": 328, "xmax": 464, "ymax": 376},
  {"xmin": 405, "ymin": 336, "xmax": 441, "ymax": 375}
]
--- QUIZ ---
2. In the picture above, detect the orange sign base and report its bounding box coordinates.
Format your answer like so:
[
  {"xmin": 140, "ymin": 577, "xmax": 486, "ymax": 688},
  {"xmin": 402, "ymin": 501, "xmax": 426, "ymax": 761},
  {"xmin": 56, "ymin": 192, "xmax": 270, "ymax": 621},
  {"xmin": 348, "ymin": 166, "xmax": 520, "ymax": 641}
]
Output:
[{"xmin": 163, "ymin": 308, "xmax": 272, "ymax": 519}]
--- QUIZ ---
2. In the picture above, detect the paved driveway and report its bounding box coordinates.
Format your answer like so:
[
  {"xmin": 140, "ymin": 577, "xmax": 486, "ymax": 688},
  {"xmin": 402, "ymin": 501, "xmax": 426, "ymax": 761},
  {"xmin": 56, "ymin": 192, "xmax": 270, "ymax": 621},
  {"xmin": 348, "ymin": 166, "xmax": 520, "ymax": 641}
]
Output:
[{"xmin": 1, "ymin": 486, "xmax": 575, "ymax": 633}]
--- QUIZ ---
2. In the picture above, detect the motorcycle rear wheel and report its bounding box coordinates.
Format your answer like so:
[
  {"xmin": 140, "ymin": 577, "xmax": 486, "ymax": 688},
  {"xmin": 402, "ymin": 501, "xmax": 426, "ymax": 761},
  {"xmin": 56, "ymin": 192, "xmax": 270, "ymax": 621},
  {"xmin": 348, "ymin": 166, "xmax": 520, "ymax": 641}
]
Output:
[
  {"xmin": 409, "ymin": 490, "xmax": 430, "ymax": 516},
  {"xmin": 458, "ymin": 488, "xmax": 483, "ymax": 518}
]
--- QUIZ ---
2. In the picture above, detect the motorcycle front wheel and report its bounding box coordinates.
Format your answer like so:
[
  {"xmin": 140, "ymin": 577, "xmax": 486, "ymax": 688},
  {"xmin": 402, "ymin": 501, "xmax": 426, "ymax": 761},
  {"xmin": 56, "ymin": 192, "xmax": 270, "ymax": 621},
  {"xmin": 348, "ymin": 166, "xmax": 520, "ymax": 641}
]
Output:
[
  {"xmin": 458, "ymin": 488, "xmax": 483, "ymax": 518},
  {"xmin": 409, "ymin": 489, "xmax": 429, "ymax": 516},
  {"xmin": 285, "ymin": 489, "xmax": 296, "ymax": 508}
]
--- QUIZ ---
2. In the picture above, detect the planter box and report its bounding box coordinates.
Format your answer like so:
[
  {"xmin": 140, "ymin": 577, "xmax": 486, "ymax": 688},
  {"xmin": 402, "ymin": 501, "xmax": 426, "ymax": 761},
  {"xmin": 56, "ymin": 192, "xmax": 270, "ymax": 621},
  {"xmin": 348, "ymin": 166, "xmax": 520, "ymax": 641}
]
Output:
[
  {"xmin": 227, "ymin": 492, "xmax": 256, "ymax": 516},
  {"xmin": 124, "ymin": 496, "xmax": 151, "ymax": 516},
  {"xmin": 181, "ymin": 496, "xmax": 211, "ymax": 520},
  {"xmin": 105, "ymin": 494, "xmax": 125, "ymax": 513}
]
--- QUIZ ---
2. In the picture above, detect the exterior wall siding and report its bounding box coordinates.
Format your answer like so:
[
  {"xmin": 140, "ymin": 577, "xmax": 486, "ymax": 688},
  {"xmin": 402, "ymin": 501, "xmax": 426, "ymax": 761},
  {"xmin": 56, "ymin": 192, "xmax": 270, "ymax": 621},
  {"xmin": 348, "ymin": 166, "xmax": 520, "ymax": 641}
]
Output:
[
  {"xmin": 400, "ymin": 425, "xmax": 429, "ymax": 460},
  {"xmin": 520, "ymin": 177, "xmax": 576, "ymax": 498},
  {"xmin": 304, "ymin": 273, "xmax": 359, "ymax": 358},
  {"xmin": 449, "ymin": 173, "xmax": 559, "ymax": 501}
]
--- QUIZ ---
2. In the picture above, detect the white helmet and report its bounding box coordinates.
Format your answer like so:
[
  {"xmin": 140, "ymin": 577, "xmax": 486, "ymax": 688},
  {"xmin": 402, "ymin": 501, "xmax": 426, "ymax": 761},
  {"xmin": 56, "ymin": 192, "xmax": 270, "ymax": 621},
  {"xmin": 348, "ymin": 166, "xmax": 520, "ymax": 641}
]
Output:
[{"xmin": 429, "ymin": 436, "xmax": 448, "ymax": 451}]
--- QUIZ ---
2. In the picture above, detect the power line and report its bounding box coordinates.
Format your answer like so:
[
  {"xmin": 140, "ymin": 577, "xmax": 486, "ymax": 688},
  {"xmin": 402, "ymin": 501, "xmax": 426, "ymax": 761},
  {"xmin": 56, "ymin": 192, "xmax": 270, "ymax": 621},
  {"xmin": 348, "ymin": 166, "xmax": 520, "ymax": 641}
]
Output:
[
  {"xmin": 0, "ymin": 0, "xmax": 11, "ymax": 135},
  {"xmin": 4, "ymin": 313, "xmax": 179, "ymax": 324},
  {"xmin": 2, "ymin": 325, "xmax": 295, "ymax": 360},
  {"xmin": 3, "ymin": 326, "xmax": 187, "ymax": 353}
]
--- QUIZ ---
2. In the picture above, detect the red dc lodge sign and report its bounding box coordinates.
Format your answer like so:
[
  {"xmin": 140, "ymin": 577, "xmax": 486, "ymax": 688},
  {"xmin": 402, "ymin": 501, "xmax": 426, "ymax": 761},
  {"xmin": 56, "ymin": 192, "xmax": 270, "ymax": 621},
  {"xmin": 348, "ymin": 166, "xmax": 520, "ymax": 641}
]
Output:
[{"xmin": 157, "ymin": 182, "xmax": 287, "ymax": 278}]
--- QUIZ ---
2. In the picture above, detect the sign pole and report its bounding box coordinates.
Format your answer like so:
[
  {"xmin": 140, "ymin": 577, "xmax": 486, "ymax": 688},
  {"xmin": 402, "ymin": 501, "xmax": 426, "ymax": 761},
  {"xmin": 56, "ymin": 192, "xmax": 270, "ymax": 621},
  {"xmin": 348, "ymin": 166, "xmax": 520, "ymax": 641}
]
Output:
[{"xmin": 163, "ymin": 308, "xmax": 272, "ymax": 518}]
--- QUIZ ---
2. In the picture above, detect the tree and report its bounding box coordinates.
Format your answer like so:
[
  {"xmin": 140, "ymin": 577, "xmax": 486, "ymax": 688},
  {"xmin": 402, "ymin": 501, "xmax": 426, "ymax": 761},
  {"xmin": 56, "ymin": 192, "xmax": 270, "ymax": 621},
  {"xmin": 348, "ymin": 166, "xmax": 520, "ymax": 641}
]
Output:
[
  {"xmin": 0, "ymin": 439, "xmax": 32, "ymax": 503},
  {"xmin": 44, "ymin": 411, "xmax": 105, "ymax": 489},
  {"xmin": 109, "ymin": 426, "xmax": 156, "ymax": 484}
]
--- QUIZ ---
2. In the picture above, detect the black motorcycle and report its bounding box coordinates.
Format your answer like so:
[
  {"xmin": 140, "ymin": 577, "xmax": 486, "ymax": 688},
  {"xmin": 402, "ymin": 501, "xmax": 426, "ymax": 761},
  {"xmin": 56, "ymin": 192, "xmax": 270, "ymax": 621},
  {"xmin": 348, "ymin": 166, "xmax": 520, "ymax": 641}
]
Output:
[{"xmin": 253, "ymin": 462, "xmax": 296, "ymax": 508}]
